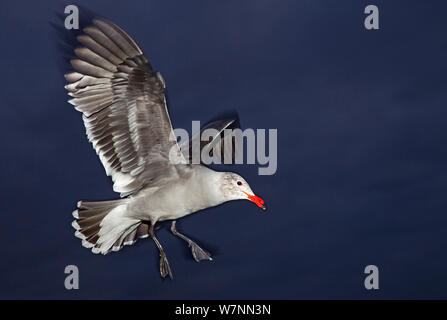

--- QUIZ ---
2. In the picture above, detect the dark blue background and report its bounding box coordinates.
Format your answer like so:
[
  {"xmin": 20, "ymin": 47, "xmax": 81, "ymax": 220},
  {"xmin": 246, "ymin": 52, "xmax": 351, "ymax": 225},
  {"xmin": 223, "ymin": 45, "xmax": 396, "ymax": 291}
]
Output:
[{"xmin": 1, "ymin": 0, "xmax": 447, "ymax": 299}]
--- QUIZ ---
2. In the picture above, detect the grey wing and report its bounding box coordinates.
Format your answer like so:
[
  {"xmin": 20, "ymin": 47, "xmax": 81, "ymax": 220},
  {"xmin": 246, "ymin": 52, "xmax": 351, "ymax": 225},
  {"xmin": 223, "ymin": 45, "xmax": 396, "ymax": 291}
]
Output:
[
  {"xmin": 180, "ymin": 117, "xmax": 241, "ymax": 164},
  {"xmin": 65, "ymin": 18, "xmax": 185, "ymax": 196}
]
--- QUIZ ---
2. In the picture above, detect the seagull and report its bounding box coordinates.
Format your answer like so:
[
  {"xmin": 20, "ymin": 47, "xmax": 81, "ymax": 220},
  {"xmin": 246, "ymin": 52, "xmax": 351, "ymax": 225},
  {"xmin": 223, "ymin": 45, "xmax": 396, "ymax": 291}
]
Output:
[{"xmin": 64, "ymin": 17, "xmax": 266, "ymax": 279}]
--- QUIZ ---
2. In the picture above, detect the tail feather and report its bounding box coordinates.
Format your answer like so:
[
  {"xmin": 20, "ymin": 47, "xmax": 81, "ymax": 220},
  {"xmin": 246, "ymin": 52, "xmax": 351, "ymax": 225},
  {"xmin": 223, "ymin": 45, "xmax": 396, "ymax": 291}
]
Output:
[
  {"xmin": 111, "ymin": 222, "xmax": 150, "ymax": 251},
  {"xmin": 123, "ymin": 228, "xmax": 138, "ymax": 245},
  {"xmin": 79, "ymin": 223, "xmax": 101, "ymax": 239},
  {"xmin": 112, "ymin": 231, "xmax": 129, "ymax": 251},
  {"xmin": 84, "ymin": 234, "xmax": 99, "ymax": 248},
  {"xmin": 72, "ymin": 199, "xmax": 149, "ymax": 254},
  {"xmin": 137, "ymin": 223, "xmax": 149, "ymax": 238},
  {"xmin": 77, "ymin": 199, "xmax": 121, "ymax": 210},
  {"xmin": 74, "ymin": 212, "xmax": 106, "ymax": 229}
]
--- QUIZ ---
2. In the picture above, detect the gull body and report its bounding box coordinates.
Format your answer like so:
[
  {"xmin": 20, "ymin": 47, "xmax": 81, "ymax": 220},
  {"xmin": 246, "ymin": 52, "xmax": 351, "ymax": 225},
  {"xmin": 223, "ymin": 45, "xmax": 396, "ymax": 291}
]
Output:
[{"xmin": 129, "ymin": 165, "xmax": 223, "ymax": 222}]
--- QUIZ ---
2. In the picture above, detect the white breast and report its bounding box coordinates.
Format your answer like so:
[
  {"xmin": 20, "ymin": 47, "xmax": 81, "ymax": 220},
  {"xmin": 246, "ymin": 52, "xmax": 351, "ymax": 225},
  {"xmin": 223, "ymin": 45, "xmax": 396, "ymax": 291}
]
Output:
[{"xmin": 126, "ymin": 166, "xmax": 224, "ymax": 222}]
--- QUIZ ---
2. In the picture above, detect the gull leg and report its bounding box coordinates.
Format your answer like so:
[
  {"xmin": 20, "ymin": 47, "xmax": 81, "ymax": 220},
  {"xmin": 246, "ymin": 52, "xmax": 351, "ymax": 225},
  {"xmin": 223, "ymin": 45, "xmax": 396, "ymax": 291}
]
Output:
[
  {"xmin": 150, "ymin": 222, "xmax": 173, "ymax": 279},
  {"xmin": 171, "ymin": 221, "xmax": 212, "ymax": 262}
]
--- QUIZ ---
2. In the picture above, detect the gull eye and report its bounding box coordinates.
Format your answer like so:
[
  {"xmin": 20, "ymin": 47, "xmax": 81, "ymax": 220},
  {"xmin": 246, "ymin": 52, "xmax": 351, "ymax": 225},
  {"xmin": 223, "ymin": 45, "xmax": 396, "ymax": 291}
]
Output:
[{"xmin": 237, "ymin": 181, "xmax": 243, "ymax": 186}]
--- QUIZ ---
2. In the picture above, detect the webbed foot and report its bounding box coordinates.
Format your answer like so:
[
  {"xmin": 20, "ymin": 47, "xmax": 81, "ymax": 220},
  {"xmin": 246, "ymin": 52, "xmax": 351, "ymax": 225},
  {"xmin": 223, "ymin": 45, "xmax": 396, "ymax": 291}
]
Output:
[
  {"xmin": 160, "ymin": 253, "xmax": 173, "ymax": 279},
  {"xmin": 189, "ymin": 241, "xmax": 212, "ymax": 262}
]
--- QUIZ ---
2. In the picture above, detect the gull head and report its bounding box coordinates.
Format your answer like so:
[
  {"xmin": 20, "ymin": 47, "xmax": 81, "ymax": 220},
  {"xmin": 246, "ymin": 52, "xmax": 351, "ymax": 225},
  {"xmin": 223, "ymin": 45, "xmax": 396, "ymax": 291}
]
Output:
[{"xmin": 219, "ymin": 172, "xmax": 266, "ymax": 211}]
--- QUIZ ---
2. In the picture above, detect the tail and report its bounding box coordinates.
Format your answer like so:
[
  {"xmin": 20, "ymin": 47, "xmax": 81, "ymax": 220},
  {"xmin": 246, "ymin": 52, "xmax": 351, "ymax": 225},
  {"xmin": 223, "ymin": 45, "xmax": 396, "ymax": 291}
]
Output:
[{"xmin": 72, "ymin": 199, "xmax": 150, "ymax": 254}]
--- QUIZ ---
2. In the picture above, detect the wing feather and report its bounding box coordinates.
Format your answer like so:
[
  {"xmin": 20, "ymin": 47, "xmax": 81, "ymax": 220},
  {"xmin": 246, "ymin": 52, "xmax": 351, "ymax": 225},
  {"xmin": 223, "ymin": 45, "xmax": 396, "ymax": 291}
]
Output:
[
  {"xmin": 64, "ymin": 18, "xmax": 185, "ymax": 196},
  {"xmin": 181, "ymin": 118, "xmax": 241, "ymax": 164}
]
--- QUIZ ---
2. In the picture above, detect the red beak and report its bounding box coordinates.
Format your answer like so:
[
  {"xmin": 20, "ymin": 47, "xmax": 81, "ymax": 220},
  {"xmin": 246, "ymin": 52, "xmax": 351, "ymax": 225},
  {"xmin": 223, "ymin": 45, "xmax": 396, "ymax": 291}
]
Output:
[{"xmin": 243, "ymin": 191, "xmax": 267, "ymax": 211}]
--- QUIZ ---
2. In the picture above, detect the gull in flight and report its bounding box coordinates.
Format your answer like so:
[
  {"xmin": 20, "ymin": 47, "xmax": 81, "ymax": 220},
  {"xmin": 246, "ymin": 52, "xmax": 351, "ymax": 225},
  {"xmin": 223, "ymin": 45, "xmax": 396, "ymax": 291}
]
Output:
[{"xmin": 64, "ymin": 17, "xmax": 266, "ymax": 279}]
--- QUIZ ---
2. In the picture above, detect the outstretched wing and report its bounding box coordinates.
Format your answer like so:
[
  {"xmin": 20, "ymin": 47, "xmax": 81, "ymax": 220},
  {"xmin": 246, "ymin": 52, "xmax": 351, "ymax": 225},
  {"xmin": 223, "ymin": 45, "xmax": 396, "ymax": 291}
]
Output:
[
  {"xmin": 180, "ymin": 117, "xmax": 241, "ymax": 164},
  {"xmin": 64, "ymin": 18, "xmax": 185, "ymax": 196}
]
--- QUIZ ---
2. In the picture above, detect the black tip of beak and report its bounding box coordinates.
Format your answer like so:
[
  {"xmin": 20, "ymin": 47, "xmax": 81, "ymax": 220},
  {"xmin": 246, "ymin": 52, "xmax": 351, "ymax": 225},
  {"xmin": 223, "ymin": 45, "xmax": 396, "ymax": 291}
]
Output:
[{"xmin": 260, "ymin": 204, "xmax": 267, "ymax": 211}]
